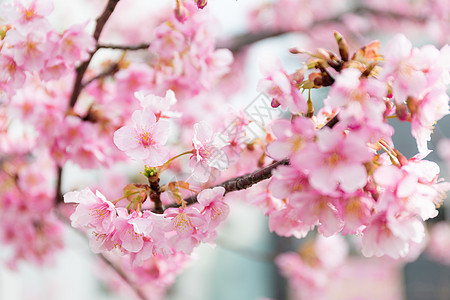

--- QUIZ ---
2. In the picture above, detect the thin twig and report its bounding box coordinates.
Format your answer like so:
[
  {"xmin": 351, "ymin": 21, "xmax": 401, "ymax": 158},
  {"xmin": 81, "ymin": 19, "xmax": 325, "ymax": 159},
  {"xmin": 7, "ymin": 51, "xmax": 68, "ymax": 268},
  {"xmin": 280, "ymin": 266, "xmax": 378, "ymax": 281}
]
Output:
[
  {"xmin": 165, "ymin": 115, "xmax": 339, "ymax": 210},
  {"xmin": 98, "ymin": 254, "xmax": 149, "ymax": 300},
  {"xmin": 69, "ymin": 0, "xmax": 121, "ymax": 108},
  {"xmin": 59, "ymin": 0, "xmax": 121, "ymax": 204},
  {"xmin": 55, "ymin": 209, "xmax": 148, "ymax": 300},
  {"xmin": 97, "ymin": 43, "xmax": 150, "ymax": 51},
  {"xmin": 223, "ymin": 6, "xmax": 428, "ymax": 52},
  {"xmin": 82, "ymin": 62, "xmax": 120, "ymax": 88},
  {"xmin": 55, "ymin": 166, "xmax": 63, "ymax": 204}
]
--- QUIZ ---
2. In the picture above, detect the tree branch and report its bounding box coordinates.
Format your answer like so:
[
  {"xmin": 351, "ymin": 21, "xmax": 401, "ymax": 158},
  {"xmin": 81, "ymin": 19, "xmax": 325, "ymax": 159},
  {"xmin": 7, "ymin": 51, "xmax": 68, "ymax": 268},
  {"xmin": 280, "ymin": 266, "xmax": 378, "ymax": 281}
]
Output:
[
  {"xmin": 55, "ymin": 166, "xmax": 63, "ymax": 204},
  {"xmin": 69, "ymin": 0, "xmax": 121, "ymax": 108},
  {"xmin": 55, "ymin": 209, "xmax": 148, "ymax": 300},
  {"xmin": 223, "ymin": 6, "xmax": 428, "ymax": 52},
  {"xmin": 82, "ymin": 62, "xmax": 120, "ymax": 88},
  {"xmin": 59, "ymin": 0, "xmax": 121, "ymax": 204},
  {"xmin": 166, "ymin": 115, "xmax": 339, "ymax": 210},
  {"xmin": 98, "ymin": 254, "xmax": 149, "ymax": 300},
  {"xmin": 97, "ymin": 43, "xmax": 150, "ymax": 51}
]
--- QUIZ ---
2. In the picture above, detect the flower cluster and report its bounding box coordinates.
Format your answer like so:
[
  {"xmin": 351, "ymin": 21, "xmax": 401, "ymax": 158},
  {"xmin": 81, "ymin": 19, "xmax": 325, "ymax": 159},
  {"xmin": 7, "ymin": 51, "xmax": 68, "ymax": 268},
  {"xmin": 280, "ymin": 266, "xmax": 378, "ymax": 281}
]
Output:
[
  {"xmin": 263, "ymin": 34, "xmax": 449, "ymax": 259},
  {"xmin": 257, "ymin": 58, "xmax": 307, "ymax": 114},
  {"xmin": 381, "ymin": 35, "xmax": 449, "ymax": 153},
  {"xmin": 0, "ymin": 152, "xmax": 63, "ymax": 267},
  {"xmin": 190, "ymin": 121, "xmax": 229, "ymax": 182},
  {"xmin": 64, "ymin": 186, "xmax": 229, "ymax": 265},
  {"xmin": 276, "ymin": 235, "xmax": 348, "ymax": 300},
  {"xmin": 148, "ymin": 2, "xmax": 233, "ymax": 99},
  {"xmin": 0, "ymin": 0, "xmax": 95, "ymax": 98}
]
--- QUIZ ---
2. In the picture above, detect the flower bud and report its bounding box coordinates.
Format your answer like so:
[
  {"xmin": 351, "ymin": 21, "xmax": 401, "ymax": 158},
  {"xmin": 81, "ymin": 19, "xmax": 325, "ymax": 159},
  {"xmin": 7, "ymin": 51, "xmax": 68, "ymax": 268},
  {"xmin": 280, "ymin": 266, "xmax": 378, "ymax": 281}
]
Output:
[{"xmin": 195, "ymin": 0, "xmax": 207, "ymax": 9}]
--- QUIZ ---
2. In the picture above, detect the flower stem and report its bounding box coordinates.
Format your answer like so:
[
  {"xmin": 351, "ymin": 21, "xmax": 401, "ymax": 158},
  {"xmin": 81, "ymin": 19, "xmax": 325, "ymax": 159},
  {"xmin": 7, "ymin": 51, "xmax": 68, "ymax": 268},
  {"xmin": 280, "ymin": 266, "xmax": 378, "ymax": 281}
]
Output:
[{"xmin": 161, "ymin": 150, "xmax": 194, "ymax": 168}]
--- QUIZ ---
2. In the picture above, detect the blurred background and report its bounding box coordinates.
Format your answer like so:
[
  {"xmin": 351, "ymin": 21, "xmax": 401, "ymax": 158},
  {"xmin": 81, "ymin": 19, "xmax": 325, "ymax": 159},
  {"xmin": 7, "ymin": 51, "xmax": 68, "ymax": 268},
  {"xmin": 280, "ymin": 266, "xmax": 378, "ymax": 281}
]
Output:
[{"xmin": 0, "ymin": 0, "xmax": 449, "ymax": 299}]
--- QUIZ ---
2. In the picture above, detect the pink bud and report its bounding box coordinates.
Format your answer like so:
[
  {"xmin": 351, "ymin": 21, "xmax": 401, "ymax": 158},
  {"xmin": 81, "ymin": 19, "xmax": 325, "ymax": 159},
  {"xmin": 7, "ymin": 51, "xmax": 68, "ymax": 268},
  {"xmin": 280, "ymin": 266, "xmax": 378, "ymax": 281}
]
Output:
[
  {"xmin": 175, "ymin": 1, "xmax": 189, "ymax": 23},
  {"xmin": 195, "ymin": 0, "xmax": 207, "ymax": 9}
]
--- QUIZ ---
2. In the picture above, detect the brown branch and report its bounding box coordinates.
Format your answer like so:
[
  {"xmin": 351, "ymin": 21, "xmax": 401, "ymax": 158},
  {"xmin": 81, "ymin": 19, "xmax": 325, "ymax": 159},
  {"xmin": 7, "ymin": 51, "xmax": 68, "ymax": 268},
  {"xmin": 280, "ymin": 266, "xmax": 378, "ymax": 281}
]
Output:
[
  {"xmin": 59, "ymin": 0, "xmax": 120, "ymax": 203},
  {"xmin": 69, "ymin": 0, "xmax": 121, "ymax": 108},
  {"xmin": 55, "ymin": 166, "xmax": 63, "ymax": 204},
  {"xmin": 82, "ymin": 62, "xmax": 120, "ymax": 88},
  {"xmin": 59, "ymin": 0, "xmax": 120, "ymax": 202},
  {"xmin": 165, "ymin": 115, "xmax": 339, "ymax": 210},
  {"xmin": 55, "ymin": 209, "xmax": 148, "ymax": 300},
  {"xmin": 223, "ymin": 6, "xmax": 428, "ymax": 52},
  {"xmin": 223, "ymin": 30, "xmax": 287, "ymax": 53},
  {"xmin": 180, "ymin": 158, "xmax": 290, "ymax": 208},
  {"xmin": 98, "ymin": 254, "xmax": 149, "ymax": 300},
  {"xmin": 97, "ymin": 43, "xmax": 150, "ymax": 51},
  {"xmin": 149, "ymin": 178, "xmax": 163, "ymax": 214}
]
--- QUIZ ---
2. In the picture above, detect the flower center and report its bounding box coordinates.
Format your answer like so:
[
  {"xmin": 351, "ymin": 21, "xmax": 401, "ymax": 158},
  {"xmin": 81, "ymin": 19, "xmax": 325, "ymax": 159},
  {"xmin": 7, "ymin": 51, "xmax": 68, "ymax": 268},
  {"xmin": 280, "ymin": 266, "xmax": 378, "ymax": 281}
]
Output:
[
  {"xmin": 24, "ymin": 9, "xmax": 36, "ymax": 21},
  {"xmin": 198, "ymin": 145, "xmax": 214, "ymax": 159},
  {"xmin": 138, "ymin": 131, "xmax": 155, "ymax": 147},
  {"xmin": 173, "ymin": 213, "xmax": 194, "ymax": 234},
  {"xmin": 326, "ymin": 152, "xmax": 341, "ymax": 167}
]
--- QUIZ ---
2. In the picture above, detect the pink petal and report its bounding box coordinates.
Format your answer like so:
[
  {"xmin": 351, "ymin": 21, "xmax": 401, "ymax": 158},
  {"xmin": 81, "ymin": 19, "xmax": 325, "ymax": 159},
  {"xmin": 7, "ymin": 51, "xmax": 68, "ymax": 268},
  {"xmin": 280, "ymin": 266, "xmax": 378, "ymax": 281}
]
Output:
[
  {"xmin": 152, "ymin": 119, "xmax": 170, "ymax": 145},
  {"xmin": 194, "ymin": 121, "xmax": 213, "ymax": 143},
  {"xmin": 309, "ymin": 167, "xmax": 338, "ymax": 194},
  {"xmin": 113, "ymin": 126, "xmax": 139, "ymax": 151},
  {"xmin": 373, "ymin": 165, "xmax": 402, "ymax": 187},
  {"xmin": 266, "ymin": 140, "xmax": 292, "ymax": 160},
  {"xmin": 335, "ymin": 164, "xmax": 368, "ymax": 193},
  {"xmin": 144, "ymin": 147, "xmax": 169, "ymax": 167},
  {"xmin": 132, "ymin": 109, "xmax": 156, "ymax": 129},
  {"xmin": 126, "ymin": 146, "xmax": 149, "ymax": 160}
]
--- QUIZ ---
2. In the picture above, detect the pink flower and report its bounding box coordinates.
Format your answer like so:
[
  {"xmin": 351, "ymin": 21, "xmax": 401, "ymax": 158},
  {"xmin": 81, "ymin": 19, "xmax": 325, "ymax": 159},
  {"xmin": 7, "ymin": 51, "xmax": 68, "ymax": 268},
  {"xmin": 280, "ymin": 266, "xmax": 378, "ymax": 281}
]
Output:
[
  {"xmin": 361, "ymin": 209, "xmax": 424, "ymax": 259},
  {"xmin": 290, "ymin": 191, "xmax": 344, "ymax": 237},
  {"xmin": 293, "ymin": 127, "xmax": 372, "ymax": 194},
  {"xmin": 0, "ymin": 55, "xmax": 26, "ymax": 89},
  {"xmin": 190, "ymin": 121, "xmax": 228, "ymax": 182},
  {"xmin": 197, "ymin": 186, "xmax": 229, "ymax": 229},
  {"xmin": 268, "ymin": 205, "xmax": 312, "ymax": 238},
  {"xmin": 164, "ymin": 206, "xmax": 206, "ymax": 253},
  {"xmin": 148, "ymin": 5, "xmax": 233, "ymax": 99},
  {"xmin": 3, "ymin": 29, "xmax": 51, "ymax": 72},
  {"xmin": 129, "ymin": 211, "xmax": 173, "ymax": 259},
  {"xmin": 380, "ymin": 34, "xmax": 427, "ymax": 104},
  {"xmin": 63, "ymin": 188, "xmax": 116, "ymax": 234},
  {"xmin": 275, "ymin": 235, "xmax": 348, "ymax": 299},
  {"xmin": 334, "ymin": 193, "xmax": 373, "ymax": 235},
  {"xmin": 410, "ymin": 87, "xmax": 449, "ymax": 153},
  {"xmin": 269, "ymin": 165, "xmax": 310, "ymax": 200},
  {"xmin": 266, "ymin": 117, "xmax": 315, "ymax": 160},
  {"xmin": 112, "ymin": 209, "xmax": 145, "ymax": 253},
  {"xmin": 114, "ymin": 108, "xmax": 170, "ymax": 167},
  {"xmin": 0, "ymin": 0, "xmax": 53, "ymax": 30},
  {"xmin": 58, "ymin": 23, "xmax": 96, "ymax": 63},
  {"xmin": 326, "ymin": 68, "xmax": 387, "ymax": 122},
  {"xmin": 374, "ymin": 160, "xmax": 445, "ymax": 221},
  {"xmin": 135, "ymin": 89, "xmax": 180, "ymax": 120},
  {"xmin": 257, "ymin": 57, "xmax": 306, "ymax": 114}
]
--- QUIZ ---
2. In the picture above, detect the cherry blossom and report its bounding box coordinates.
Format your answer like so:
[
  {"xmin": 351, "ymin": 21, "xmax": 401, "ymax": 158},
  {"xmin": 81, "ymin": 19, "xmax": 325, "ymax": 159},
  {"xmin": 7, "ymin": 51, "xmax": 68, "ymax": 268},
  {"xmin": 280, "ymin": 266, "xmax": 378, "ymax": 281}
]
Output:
[
  {"xmin": 135, "ymin": 89, "xmax": 180, "ymax": 120},
  {"xmin": 190, "ymin": 121, "xmax": 229, "ymax": 182},
  {"xmin": 257, "ymin": 57, "xmax": 306, "ymax": 114},
  {"xmin": 64, "ymin": 188, "xmax": 116, "ymax": 233},
  {"xmin": 113, "ymin": 108, "xmax": 171, "ymax": 167},
  {"xmin": 197, "ymin": 186, "xmax": 229, "ymax": 229},
  {"xmin": 292, "ymin": 127, "xmax": 372, "ymax": 194},
  {"xmin": 0, "ymin": 1, "xmax": 449, "ymax": 299},
  {"xmin": 266, "ymin": 117, "xmax": 315, "ymax": 160}
]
